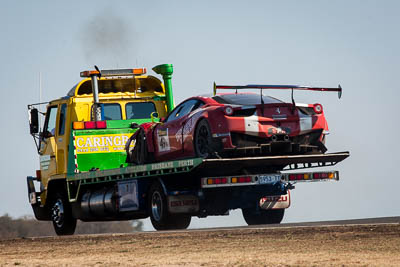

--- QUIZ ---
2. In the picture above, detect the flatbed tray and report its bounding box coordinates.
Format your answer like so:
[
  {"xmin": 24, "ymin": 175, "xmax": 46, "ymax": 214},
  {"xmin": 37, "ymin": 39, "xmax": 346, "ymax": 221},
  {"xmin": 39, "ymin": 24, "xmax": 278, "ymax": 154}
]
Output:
[{"xmin": 67, "ymin": 152, "xmax": 349, "ymax": 183}]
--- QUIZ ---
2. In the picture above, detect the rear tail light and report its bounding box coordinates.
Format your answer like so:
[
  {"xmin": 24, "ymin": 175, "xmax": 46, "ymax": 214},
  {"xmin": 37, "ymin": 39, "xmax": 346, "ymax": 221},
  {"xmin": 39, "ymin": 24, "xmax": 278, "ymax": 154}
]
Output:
[
  {"xmin": 313, "ymin": 104, "xmax": 323, "ymax": 114},
  {"xmin": 238, "ymin": 176, "xmax": 252, "ymax": 183},
  {"xmin": 205, "ymin": 175, "xmax": 252, "ymax": 186},
  {"xmin": 287, "ymin": 172, "xmax": 335, "ymax": 181},
  {"xmin": 36, "ymin": 170, "xmax": 41, "ymax": 181},
  {"xmin": 224, "ymin": 106, "xmax": 234, "ymax": 116},
  {"xmin": 96, "ymin": 121, "xmax": 107, "ymax": 129},
  {"xmin": 313, "ymin": 172, "xmax": 335, "ymax": 179},
  {"xmin": 84, "ymin": 121, "xmax": 96, "ymax": 129},
  {"xmin": 74, "ymin": 121, "xmax": 107, "ymax": 130},
  {"xmin": 207, "ymin": 177, "xmax": 228, "ymax": 185},
  {"xmin": 73, "ymin": 121, "xmax": 85, "ymax": 130}
]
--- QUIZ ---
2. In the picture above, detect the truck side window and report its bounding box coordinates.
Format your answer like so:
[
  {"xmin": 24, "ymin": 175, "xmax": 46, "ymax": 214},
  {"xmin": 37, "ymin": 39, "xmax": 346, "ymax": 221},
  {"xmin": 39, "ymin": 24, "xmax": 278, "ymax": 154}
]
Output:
[
  {"xmin": 126, "ymin": 102, "xmax": 156, "ymax": 119},
  {"xmin": 103, "ymin": 104, "xmax": 122, "ymax": 120},
  {"xmin": 58, "ymin": 104, "xmax": 67, "ymax": 136},
  {"xmin": 43, "ymin": 106, "xmax": 58, "ymax": 137}
]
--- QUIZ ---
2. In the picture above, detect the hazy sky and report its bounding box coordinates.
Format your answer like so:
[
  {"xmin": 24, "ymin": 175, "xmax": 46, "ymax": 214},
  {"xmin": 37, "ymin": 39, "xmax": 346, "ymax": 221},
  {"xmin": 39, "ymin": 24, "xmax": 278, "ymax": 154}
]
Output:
[{"xmin": 1, "ymin": 0, "xmax": 399, "ymax": 231}]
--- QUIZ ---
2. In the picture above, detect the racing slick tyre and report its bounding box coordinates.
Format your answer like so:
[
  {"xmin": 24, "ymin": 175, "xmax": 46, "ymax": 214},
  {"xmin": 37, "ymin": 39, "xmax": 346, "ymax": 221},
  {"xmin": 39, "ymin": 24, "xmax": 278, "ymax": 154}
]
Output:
[
  {"xmin": 242, "ymin": 208, "xmax": 285, "ymax": 225},
  {"xmin": 50, "ymin": 192, "xmax": 77, "ymax": 235},
  {"xmin": 148, "ymin": 181, "xmax": 191, "ymax": 230},
  {"xmin": 194, "ymin": 119, "xmax": 213, "ymax": 158}
]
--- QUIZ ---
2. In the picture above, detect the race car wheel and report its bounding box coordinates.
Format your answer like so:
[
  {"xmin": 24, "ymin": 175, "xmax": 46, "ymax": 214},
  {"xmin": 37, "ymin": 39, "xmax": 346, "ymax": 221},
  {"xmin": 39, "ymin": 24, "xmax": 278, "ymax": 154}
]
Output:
[
  {"xmin": 50, "ymin": 192, "xmax": 77, "ymax": 235},
  {"xmin": 194, "ymin": 119, "xmax": 212, "ymax": 158},
  {"xmin": 126, "ymin": 128, "xmax": 151, "ymax": 165},
  {"xmin": 242, "ymin": 208, "xmax": 284, "ymax": 225},
  {"xmin": 148, "ymin": 181, "xmax": 191, "ymax": 230}
]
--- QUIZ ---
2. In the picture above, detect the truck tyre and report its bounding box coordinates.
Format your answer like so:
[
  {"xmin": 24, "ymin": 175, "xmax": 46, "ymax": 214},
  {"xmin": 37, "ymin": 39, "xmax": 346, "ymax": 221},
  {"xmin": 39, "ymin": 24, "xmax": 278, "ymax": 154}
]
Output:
[
  {"xmin": 169, "ymin": 214, "xmax": 191, "ymax": 229},
  {"xmin": 50, "ymin": 192, "xmax": 77, "ymax": 235},
  {"xmin": 242, "ymin": 208, "xmax": 285, "ymax": 225},
  {"xmin": 148, "ymin": 181, "xmax": 191, "ymax": 230},
  {"xmin": 194, "ymin": 119, "xmax": 212, "ymax": 158}
]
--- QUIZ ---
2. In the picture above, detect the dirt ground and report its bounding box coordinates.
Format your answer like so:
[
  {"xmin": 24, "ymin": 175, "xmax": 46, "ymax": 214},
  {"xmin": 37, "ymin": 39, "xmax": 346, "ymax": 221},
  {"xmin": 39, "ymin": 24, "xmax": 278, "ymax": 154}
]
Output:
[{"xmin": 0, "ymin": 223, "xmax": 399, "ymax": 266}]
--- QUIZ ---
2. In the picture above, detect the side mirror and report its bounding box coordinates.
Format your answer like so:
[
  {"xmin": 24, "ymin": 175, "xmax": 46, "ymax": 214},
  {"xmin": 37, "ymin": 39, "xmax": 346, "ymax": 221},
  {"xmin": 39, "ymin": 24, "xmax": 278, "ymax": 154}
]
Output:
[
  {"xmin": 29, "ymin": 108, "xmax": 39, "ymax": 134},
  {"xmin": 150, "ymin": 112, "xmax": 159, "ymax": 123}
]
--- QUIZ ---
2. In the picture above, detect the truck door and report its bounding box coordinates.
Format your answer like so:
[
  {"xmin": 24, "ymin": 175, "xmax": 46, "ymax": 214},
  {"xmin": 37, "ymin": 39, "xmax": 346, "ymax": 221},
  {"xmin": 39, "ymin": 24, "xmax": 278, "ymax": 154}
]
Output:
[
  {"xmin": 55, "ymin": 103, "xmax": 68, "ymax": 174},
  {"xmin": 39, "ymin": 105, "xmax": 58, "ymax": 184}
]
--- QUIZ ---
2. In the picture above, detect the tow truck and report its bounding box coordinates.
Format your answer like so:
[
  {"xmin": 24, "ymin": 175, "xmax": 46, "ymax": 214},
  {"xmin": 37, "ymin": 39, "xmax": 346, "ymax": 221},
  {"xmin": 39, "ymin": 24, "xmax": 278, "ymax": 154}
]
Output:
[{"xmin": 27, "ymin": 64, "xmax": 349, "ymax": 235}]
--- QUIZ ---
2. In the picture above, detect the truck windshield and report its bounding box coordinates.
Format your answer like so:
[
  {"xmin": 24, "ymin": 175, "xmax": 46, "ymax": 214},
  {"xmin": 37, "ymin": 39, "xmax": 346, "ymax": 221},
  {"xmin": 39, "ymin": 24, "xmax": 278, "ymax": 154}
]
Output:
[
  {"xmin": 213, "ymin": 93, "xmax": 283, "ymax": 105},
  {"xmin": 126, "ymin": 102, "xmax": 156, "ymax": 119}
]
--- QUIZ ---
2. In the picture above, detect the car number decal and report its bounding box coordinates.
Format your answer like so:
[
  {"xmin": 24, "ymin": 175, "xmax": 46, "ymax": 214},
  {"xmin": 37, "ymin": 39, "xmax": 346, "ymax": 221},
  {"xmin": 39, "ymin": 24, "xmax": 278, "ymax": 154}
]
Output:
[{"xmin": 157, "ymin": 129, "xmax": 170, "ymax": 152}]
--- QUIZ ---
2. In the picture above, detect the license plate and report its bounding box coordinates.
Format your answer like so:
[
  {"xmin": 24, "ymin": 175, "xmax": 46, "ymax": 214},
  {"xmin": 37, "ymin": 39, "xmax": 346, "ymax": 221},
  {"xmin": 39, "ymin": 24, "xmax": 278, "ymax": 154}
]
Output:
[{"xmin": 258, "ymin": 174, "xmax": 281, "ymax": 184}]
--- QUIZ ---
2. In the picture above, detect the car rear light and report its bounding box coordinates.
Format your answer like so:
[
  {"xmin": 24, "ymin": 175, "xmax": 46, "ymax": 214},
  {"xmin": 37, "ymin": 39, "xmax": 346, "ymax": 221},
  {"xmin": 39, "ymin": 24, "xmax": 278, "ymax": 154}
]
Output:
[
  {"xmin": 313, "ymin": 103, "xmax": 323, "ymax": 114},
  {"xmin": 224, "ymin": 106, "xmax": 234, "ymax": 116}
]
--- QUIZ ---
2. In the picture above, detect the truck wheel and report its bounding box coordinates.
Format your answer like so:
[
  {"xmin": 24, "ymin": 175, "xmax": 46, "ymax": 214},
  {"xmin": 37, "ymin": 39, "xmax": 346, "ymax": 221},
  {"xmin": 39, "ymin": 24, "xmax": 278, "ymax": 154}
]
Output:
[
  {"xmin": 148, "ymin": 181, "xmax": 191, "ymax": 230},
  {"xmin": 50, "ymin": 192, "xmax": 77, "ymax": 235},
  {"xmin": 169, "ymin": 214, "xmax": 191, "ymax": 229},
  {"xmin": 242, "ymin": 208, "xmax": 285, "ymax": 225},
  {"xmin": 194, "ymin": 119, "xmax": 212, "ymax": 158}
]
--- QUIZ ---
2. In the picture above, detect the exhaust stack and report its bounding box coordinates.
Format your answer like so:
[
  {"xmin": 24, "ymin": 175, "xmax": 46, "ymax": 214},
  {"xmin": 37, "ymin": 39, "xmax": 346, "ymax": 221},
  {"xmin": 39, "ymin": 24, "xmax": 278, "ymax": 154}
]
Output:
[
  {"xmin": 90, "ymin": 66, "xmax": 102, "ymax": 121},
  {"xmin": 153, "ymin": 64, "xmax": 174, "ymax": 113}
]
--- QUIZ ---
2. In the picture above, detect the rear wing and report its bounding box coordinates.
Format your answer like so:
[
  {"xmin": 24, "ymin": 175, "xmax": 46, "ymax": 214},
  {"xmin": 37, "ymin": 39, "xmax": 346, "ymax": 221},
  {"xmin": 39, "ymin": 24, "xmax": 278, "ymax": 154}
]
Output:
[{"xmin": 214, "ymin": 83, "xmax": 343, "ymax": 99}]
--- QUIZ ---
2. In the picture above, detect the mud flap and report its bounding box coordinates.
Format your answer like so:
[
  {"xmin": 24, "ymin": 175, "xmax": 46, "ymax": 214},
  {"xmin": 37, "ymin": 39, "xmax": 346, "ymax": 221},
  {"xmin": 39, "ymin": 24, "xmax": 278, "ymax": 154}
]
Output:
[
  {"xmin": 168, "ymin": 195, "xmax": 199, "ymax": 214},
  {"xmin": 260, "ymin": 191, "xmax": 291, "ymax": 210}
]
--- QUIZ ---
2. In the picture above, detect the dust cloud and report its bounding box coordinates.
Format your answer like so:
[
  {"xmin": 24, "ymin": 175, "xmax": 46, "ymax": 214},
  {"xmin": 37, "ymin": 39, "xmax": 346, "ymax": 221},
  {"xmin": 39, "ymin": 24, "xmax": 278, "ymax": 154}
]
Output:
[{"xmin": 79, "ymin": 8, "xmax": 138, "ymax": 67}]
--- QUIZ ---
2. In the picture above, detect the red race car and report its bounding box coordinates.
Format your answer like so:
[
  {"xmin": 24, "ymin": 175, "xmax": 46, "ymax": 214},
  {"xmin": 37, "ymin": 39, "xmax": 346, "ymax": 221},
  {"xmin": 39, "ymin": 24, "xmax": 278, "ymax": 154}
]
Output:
[{"xmin": 126, "ymin": 84, "xmax": 342, "ymax": 164}]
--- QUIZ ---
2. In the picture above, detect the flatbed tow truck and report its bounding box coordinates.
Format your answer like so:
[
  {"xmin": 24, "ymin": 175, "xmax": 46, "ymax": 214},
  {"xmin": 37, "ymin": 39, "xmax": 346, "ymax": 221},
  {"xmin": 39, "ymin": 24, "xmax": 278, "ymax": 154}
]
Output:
[{"xmin": 27, "ymin": 64, "xmax": 349, "ymax": 234}]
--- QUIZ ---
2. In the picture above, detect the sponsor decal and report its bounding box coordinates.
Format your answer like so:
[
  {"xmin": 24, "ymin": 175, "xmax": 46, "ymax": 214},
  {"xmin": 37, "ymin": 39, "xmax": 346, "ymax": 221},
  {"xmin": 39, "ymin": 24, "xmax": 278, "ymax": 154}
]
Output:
[
  {"xmin": 268, "ymin": 127, "xmax": 287, "ymax": 135},
  {"xmin": 178, "ymin": 159, "xmax": 194, "ymax": 167},
  {"xmin": 151, "ymin": 161, "xmax": 174, "ymax": 170},
  {"xmin": 157, "ymin": 129, "xmax": 170, "ymax": 152},
  {"xmin": 75, "ymin": 134, "xmax": 134, "ymax": 154},
  {"xmin": 40, "ymin": 155, "xmax": 51, "ymax": 170},
  {"xmin": 176, "ymin": 117, "xmax": 195, "ymax": 143}
]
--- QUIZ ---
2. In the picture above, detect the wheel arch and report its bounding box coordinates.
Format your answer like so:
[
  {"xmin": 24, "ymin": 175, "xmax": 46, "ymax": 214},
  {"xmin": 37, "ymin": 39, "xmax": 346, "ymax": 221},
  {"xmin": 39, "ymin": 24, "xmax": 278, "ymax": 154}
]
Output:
[{"xmin": 46, "ymin": 178, "xmax": 68, "ymax": 204}]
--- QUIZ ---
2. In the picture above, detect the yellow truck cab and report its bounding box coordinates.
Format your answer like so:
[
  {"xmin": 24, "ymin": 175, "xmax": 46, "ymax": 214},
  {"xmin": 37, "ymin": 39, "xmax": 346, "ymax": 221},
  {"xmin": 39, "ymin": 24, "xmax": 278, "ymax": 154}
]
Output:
[{"xmin": 27, "ymin": 65, "xmax": 174, "ymax": 229}]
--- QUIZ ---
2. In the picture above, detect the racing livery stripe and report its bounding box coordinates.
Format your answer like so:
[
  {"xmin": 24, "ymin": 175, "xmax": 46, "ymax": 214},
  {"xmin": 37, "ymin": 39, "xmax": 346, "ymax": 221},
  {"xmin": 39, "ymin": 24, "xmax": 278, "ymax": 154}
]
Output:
[
  {"xmin": 244, "ymin": 112, "xmax": 261, "ymax": 137},
  {"xmin": 299, "ymin": 111, "xmax": 312, "ymax": 133}
]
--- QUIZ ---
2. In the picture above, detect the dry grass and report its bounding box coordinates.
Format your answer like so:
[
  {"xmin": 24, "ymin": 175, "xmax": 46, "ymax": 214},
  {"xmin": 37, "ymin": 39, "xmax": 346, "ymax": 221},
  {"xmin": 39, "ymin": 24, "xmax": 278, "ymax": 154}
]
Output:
[{"xmin": 0, "ymin": 224, "xmax": 399, "ymax": 266}]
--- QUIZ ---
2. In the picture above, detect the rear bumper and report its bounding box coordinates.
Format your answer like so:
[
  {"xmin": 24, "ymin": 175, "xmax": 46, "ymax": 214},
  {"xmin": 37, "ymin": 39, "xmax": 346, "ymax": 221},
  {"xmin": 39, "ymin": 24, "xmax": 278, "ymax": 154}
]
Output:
[{"xmin": 215, "ymin": 129, "xmax": 326, "ymax": 157}]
